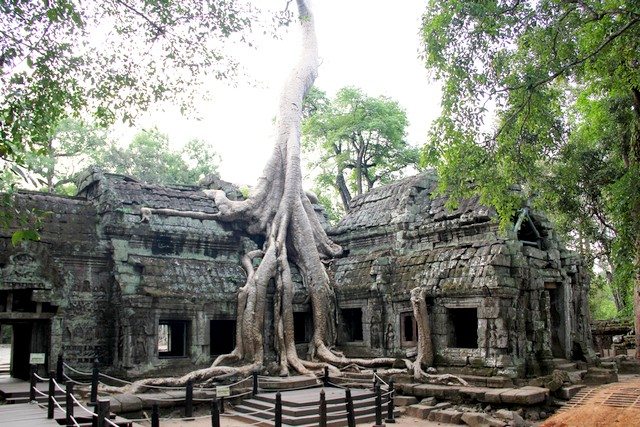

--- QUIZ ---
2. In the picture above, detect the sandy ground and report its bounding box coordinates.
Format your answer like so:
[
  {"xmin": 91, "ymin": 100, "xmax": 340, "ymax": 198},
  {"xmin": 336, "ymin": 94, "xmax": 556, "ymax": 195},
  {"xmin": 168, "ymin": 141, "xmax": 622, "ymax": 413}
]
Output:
[{"xmin": 541, "ymin": 375, "xmax": 640, "ymax": 427}]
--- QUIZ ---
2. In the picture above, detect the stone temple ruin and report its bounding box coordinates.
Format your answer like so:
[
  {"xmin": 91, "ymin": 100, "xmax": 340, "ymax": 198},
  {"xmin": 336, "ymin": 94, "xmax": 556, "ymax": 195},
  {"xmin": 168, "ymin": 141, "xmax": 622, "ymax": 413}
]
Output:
[{"xmin": 0, "ymin": 168, "xmax": 595, "ymax": 381}]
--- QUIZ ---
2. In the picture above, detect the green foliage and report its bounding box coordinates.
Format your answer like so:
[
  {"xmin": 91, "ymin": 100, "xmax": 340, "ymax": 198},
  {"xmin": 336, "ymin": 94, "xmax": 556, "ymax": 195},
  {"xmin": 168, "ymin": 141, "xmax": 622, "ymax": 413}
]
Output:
[
  {"xmin": 421, "ymin": 0, "xmax": 640, "ymax": 317},
  {"xmin": 302, "ymin": 86, "xmax": 419, "ymax": 212},
  {"xmin": 95, "ymin": 128, "xmax": 219, "ymax": 185},
  {"xmin": 22, "ymin": 117, "xmax": 109, "ymax": 194},
  {"xmin": 0, "ymin": 0, "xmax": 284, "ymax": 181},
  {"xmin": 589, "ymin": 274, "xmax": 619, "ymax": 321}
]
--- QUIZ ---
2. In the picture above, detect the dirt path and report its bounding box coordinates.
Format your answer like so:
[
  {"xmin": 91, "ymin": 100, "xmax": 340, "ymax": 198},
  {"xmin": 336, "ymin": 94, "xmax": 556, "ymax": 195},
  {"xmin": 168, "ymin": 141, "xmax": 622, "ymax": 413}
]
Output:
[{"xmin": 542, "ymin": 375, "xmax": 640, "ymax": 427}]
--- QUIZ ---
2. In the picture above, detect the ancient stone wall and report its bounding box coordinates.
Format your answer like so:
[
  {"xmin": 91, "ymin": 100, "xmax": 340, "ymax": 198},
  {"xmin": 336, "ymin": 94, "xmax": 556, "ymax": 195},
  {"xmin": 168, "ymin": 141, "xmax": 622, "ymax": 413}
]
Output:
[{"xmin": 330, "ymin": 172, "xmax": 595, "ymax": 377}]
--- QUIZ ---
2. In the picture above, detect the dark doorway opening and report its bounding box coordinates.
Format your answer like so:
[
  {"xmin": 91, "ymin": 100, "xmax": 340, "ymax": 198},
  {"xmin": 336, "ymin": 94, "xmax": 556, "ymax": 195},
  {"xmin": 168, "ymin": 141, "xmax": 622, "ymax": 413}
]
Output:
[
  {"xmin": 400, "ymin": 313, "xmax": 418, "ymax": 347},
  {"xmin": 158, "ymin": 320, "xmax": 189, "ymax": 358},
  {"xmin": 449, "ymin": 308, "xmax": 478, "ymax": 349},
  {"xmin": 210, "ymin": 320, "xmax": 236, "ymax": 355},
  {"xmin": 341, "ymin": 308, "xmax": 363, "ymax": 342},
  {"xmin": 293, "ymin": 312, "xmax": 312, "ymax": 344},
  {"xmin": 0, "ymin": 321, "xmax": 50, "ymax": 380},
  {"xmin": 547, "ymin": 283, "xmax": 566, "ymax": 358}
]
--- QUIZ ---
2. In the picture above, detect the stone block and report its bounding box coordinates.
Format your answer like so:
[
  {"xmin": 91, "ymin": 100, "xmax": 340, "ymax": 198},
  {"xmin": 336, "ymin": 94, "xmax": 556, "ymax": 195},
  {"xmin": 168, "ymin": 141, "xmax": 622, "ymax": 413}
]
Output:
[
  {"xmin": 495, "ymin": 409, "xmax": 526, "ymax": 427},
  {"xmin": 583, "ymin": 367, "xmax": 618, "ymax": 385},
  {"xmin": 114, "ymin": 393, "xmax": 144, "ymax": 412},
  {"xmin": 482, "ymin": 388, "xmax": 512, "ymax": 404},
  {"xmin": 394, "ymin": 395, "xmax": 418, "ymax": 406},
  {"xmin": 405, "ymin": 404, "xmax": 436, "ymax": 419},
  {"xmin": 499, "ymin": 386, "xmax": 548, "ymax": 405},
  {"xmin": 555, "ymin": 384, "xmax": 585, "ymax": 400},
  {"xmin": 412, "ymin": 383, "xmax": 460, "ymax": 399},
  {"xmin": 419, "ymin": 397, "xmax": 437, "ymax": 406},
  {"xmin": 459, "ymin": 386, "xmax": 488, "ymax": 401},
  {"xmin": 461, "ymin": 412, "xmax": 507, "ymax": 427},
  {"xmin": 486, "ymin": 376, "xmax": 513, "ymax": 388},
  {"xmin": 428, "ymin": 409, "xmax": 464, "ymax": 424}
]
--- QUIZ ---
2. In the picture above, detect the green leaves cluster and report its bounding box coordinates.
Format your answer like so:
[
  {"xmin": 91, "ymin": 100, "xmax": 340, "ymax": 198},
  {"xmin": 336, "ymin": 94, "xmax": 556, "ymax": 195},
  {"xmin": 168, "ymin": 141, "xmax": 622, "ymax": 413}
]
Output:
[
  {"xmin": 302, "ymin": 87, "xmax": 419, "ymax": 215},
  {"xmin": 422, "ymin": 0, "xmax": 640, "ymax": 318},
  {"xmin": 0, "ymin": 0, "xmax": 274, "ymax": 186},
  {"xmin": 95, "ymin": 128, "xmax": 220, "ymax": 186}
]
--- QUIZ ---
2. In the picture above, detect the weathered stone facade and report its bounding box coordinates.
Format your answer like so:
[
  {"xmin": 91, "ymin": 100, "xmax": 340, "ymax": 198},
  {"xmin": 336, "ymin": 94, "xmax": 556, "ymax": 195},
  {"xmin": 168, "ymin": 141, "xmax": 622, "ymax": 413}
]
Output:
[
  {"xmin": 0, "ymin": 169, "xmax": 594, "ymax": 379},
  {"xmin": 329, "ymin": 173, "xmax": 595, "ymax": 377}
]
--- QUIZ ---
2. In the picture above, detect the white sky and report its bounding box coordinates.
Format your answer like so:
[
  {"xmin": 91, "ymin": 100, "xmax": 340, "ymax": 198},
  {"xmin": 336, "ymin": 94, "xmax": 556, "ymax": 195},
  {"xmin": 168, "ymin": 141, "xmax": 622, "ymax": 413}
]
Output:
[{"xmin": 119, "ymin": 0, "xmax": 440, "ymax": 187}]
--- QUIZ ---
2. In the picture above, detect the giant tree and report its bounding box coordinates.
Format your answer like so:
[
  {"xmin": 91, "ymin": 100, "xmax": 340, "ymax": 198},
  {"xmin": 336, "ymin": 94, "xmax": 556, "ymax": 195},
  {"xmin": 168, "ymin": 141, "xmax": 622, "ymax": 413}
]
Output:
[
  {"xmin": 421, "ymin": 0, "xmax": 640, "ymax": 357},
  {"xmin": 125, "ymin": 1, "xmax": 470, "ymax": 391},
  {"xmin": 303, "ymin": 87, "xmax": 419, "ymax": 212}
]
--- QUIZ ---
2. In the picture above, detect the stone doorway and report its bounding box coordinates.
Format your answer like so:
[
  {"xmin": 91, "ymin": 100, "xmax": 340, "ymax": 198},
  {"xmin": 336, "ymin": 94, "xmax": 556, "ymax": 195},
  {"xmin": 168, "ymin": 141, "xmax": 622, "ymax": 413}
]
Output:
[
  {"xmin": 546, "ymin": 282, "xmax": 567, "ymax": 358},
  {"xmin": 0, "ymin": 320, "xmax": 50, "ymax": 380}
]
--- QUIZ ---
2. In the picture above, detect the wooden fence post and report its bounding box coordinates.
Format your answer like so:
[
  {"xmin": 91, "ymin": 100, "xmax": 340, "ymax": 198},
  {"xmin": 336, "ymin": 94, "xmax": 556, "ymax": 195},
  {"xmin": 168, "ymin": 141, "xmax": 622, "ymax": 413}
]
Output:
[
  {"xmin": 386, "ymin": 380, "xmax": 396, "ymax": 423},
  {"xmin": 275, "ymin": 391, "xmax": 282, "ymax": 427},
  {"xmin": 47, "ymin": 371, "xmax": 55, "ymax": 419},
  {"xmin": 90, "ymin": 359, "xmax": 99, "ymax": 405},
  {"xmin": 66, "ymin": 381, "xmax": 74, "ymax": 427},
  {"xmin": 211, "ymin": 398, "xmax": 220, "ymax": 427},
  {"xmin": 319, "ymin": 389, "xmax": 327, "ymax": 427},
  {"xmin": 185, "ymin": 380, "xmax": 194, "ymax": 418},
  {"xmin": 151, "ymin": 403, "xmax": 159, "ymax": 427},
  {"xmin": 29, "ymin": 364, "xmax": 37, "ymax": 402},
  {"xmin": 345, "ymin": 388, "xmax": 356, "ymax": 427},
  {"xmin": 56, "ymin": 354, "xmax": 64, "ymax": 383}
]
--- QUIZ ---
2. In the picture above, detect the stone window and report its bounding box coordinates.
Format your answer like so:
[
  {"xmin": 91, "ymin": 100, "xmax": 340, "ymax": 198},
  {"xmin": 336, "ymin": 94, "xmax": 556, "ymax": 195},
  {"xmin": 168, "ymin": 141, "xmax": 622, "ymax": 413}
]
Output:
[
  {"xmin": 158, "ymin": 320, "xmax": 189, "ymax": 358},
  {"xmin": 210, "ymin": 319, "xmax": 236, "ymax": 356},
  {"xmin": 448, "ymin": 308, "xmax": 478, "ymax": 349},
  {"xmin": 293, "ymin": 312, "xmax": 312, "ymax": 344},
  {"xmin": 400, "ymin": 312, "xmax": 418, "ymax": 347},
  {"xmin": 341, "ymin": 308, "xmax": 363, "ymax": 342}
]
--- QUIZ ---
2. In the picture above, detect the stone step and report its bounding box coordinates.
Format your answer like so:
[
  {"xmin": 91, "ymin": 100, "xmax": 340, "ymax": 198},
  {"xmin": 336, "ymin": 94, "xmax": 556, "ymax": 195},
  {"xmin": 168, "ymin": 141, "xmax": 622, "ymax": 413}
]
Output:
[
  {"xmin": 405, "ymin": 401, "xmax": 451, "ymax": 419},
  {"xmin": 427, "ymin": 408, "xmax": 464, "ymax": 424},
  {"xmin": 258, "ymin": 375, "xmax": 322, "ymax": 391},
  {"xmin": 556, "ymin": 384, "xmax": 585, "ymax": 400},
  {"xmin": 583, "ymin": 367, "xmax": 618, "ymax": 385},
  {"xmin": 552, "ymin": 358, "xmax": 579, "ymax": 371},
  {"xmin": 229, "ymin": 408, "xmax": 398, "ymax": 427},
  {"xmin": 399, "ymin": 382, "xmax": 549, "ymax": 406},
  {"xmin": 240, "ymin": 394, "xmax": 388, "ymax": 417}
]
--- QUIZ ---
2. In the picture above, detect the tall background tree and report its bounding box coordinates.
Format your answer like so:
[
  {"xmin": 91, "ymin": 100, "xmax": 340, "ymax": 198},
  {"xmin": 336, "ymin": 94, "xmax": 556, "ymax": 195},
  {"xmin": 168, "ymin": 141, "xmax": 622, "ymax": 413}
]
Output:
[
  {"xmin": 421, "ymin": 0, "xmax": 640, "ymax": 357},
  {"xmin": 302, "ymin": 87, "xmax": 419, "ymax": 215},
  {"xmin": 95, "ymin": 129, "xmax": 220, "ymax": 185}
]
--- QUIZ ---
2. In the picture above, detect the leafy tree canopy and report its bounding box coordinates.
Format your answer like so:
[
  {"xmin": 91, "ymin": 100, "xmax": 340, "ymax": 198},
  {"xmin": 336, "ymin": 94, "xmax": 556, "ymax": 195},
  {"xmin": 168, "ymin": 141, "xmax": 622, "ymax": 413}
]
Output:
[
  {"xmin": 94, "ymin": 128, "xmax": 220, "ymax": 186},
  {"xmin": 0, "ymin": 0, "xmax": 289, "ymax": 184},
  {"xmin": 303, "ymin": 86, "xmax": 419, "ymax": 214},
  {"xmin": 421, "ymin": 0, "xmax": 639, "ymax": 325}
]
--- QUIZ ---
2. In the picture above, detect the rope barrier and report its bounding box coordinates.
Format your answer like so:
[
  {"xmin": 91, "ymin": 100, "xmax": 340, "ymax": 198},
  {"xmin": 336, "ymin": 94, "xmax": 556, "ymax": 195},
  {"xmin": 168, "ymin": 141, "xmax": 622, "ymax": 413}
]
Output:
[
  {"xmin": 326, "ymin": 381, "xmax": 349, "ymax": 389},
  {"xmin": 33, "ymin": 373, "xmax": 48, "ymax": 381},
  {"xmin": 32, "ymin": 387, "xmax": 48, "ymax": 397},
  {"xmin": 64, "ymin": 373, "xmax": 92, "ymax": 386},
  {"xmin": 52, "ymin": 379, "xmax": 66, "ymax": 394},
  {"xmin": 70, "ymin": 393, "xmax": 97, "ymax": 417},
  {"xmin": 374, "ymin": 373, "xmax": 389, "ymax": 387},
  {"xmin": 99, "ymin": 372, "xmax": 132, "ymax": 385},
  {"xmin": 104, "ymin": 417, "xmax": 119, "ymax": 427},
  {"xmin": 63, "ymin": 363, "xmax": 92, "ymax": 376}
]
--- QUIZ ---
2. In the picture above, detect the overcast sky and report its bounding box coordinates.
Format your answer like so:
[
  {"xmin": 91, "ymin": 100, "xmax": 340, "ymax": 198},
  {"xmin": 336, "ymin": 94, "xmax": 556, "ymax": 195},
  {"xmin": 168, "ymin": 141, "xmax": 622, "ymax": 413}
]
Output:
[{"xmin": 119, "ymin": 0, "xmax": 440, "ymax": 186}]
